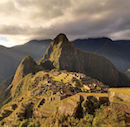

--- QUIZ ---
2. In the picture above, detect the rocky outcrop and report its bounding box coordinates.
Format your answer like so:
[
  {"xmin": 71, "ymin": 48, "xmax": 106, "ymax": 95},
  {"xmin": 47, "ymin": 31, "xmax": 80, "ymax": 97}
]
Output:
[
  {"xmin": 58, "ymin": 93, "xmax": 109, "ymax": 117},
  {"xmin": 39, "ymin": 33, "xmax": 129, "ymax": 86},
  {"xmin": 58, "ymin": 94, "xmax": 84, "ymax": 117}
]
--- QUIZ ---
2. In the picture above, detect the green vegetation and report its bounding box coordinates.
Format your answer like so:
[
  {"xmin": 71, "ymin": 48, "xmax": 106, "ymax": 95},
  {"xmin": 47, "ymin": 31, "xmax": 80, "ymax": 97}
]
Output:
[
  {"xmin": 12, "ymin": 73, "xmax": 33, "ymax": 98},
  {"xmin": 17, "ymin": 118, "xmax": 40, "ymax": 127},
  {"xmin": 78, "ymin": 92, "xmax": 108, "ymax": 97},
  {"xmin": 52, "ymin": 72, "xmax": 70, "ymax": 83},
  {"xmin": 93, "ymin": 106, "xmax": 126, "ymax": 127},
  {"xmin": 109, "ymin": 88, "xmax": 130, "ymax": 95},
  {"xmin": 109, "ymin": 88, "xmax": 130, "ymax": 108}
]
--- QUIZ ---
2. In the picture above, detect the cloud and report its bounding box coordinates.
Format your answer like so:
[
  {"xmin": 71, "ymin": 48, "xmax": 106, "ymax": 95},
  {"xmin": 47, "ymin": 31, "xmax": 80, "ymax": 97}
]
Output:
[{"xmin": 0, "ymin": 0, "xmax": 130, "ymax": 47}]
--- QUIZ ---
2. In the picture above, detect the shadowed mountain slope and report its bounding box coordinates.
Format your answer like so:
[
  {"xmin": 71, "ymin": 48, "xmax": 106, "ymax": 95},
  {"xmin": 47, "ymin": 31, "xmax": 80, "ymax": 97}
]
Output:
[{"xmin": 73, "ymin": 38, "xmax": 130, "ymax": 72}]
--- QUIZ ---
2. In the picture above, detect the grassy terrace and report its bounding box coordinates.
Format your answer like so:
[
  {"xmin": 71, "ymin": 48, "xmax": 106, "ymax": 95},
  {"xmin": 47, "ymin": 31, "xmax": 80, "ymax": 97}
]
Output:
[
  {"xmin": 109, "ymin": 88, "xmax": 130, "ymax": 95},
  {"xmin": 112, "ymin": 99, "xmax": 130, "ymax": 106},
  {"xmin": 109, "ymin": 88, "xmax": 130, "ymax": 106},
  {"xmin": 78, "ymin": 92, "xmax": 108, "ymax": 97},
  {"xmin": 51, "ymin": 73, "xmax": 73, "ymax": 83},
  {"xmin": 62, "ymin": 92, "xmax": 108, "ymax": 105}
]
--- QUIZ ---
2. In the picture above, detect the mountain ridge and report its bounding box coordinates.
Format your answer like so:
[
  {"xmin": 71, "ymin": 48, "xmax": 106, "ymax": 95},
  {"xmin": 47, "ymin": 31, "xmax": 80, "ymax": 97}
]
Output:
[
  {"xmin": 73, "ymin": 38, "xmax": 130, "ymax": 72},
  {"xmin": 0, "ymin": 36, "xmax": 129, "ymax": 85}
]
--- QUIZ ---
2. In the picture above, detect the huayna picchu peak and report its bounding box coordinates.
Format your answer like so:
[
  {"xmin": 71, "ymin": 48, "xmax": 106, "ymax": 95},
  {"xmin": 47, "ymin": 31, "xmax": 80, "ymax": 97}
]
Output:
[
  {"xmin": 53, "ymin": 33, "xmax": 69, "ymax": 44},
  {"xmin": 39, "ymin": 33, "xmax": 129, "ymax": 86},
  {"xmin": 0, "ymin": 33, "xmax": 130, "ymax": 127}
]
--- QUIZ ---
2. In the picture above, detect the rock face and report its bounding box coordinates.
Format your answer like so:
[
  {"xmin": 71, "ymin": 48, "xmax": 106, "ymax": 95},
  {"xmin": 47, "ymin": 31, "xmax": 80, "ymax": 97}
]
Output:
[
  {"xmin": 58, "ymin": 94, "xmax": 84, "ymax": 117},
  {"xmin": 39, "ymin": 33, "xmax": 129, "ymax": 86},
  {"xmin": 108, "ymin": 88, "xmax": 130, "ymax": 127},
  {"xmin": 58, "ymin": 93, "xmax": 109, "ymax": 118}
]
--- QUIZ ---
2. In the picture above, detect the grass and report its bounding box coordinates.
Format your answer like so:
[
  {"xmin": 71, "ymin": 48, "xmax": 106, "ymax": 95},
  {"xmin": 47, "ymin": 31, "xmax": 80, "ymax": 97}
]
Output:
[
  {"xmin": 78, "ymin": 92, "xmax": 108, "ymax": 97},
  {"xmin": 92, "ymin": 106, "xmax": 126, "ymax": 127},
  {"xmin": 51, "ymin": 72, "xmax": 73, "ymax": 83},
  {"xmin": 62, "ymin": 98, "xmax": 76, "ymax": 107},
  {"xmin": 109, "ymin": 88, "xmax": 130, "ymax": 106},
  {"xmin": 12, "ymin": 73, "xmax": 33, "ymax": 98},
  {"xmin": 109, "ymin": 88, "xmax": 130, "ymax": 95},
  {"xmin": 112, "ymin": 99, "xmax": 130, "ymax": 106},
  {"xmin": 37, "ymin": 98, "xmax": 60, "ymax": 118}
]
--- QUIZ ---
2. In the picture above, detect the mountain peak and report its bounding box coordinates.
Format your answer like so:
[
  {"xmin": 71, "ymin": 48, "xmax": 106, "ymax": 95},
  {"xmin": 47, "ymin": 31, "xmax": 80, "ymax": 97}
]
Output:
[
  {"xmin": 39, "ymin": 35, "xmax": 120, "ymax": 86},
  {"xmin": 53, "ymin": 33, "xmax": 69, "ymax": 44},
  {"xmin": 12, "ymin": 56, "xmax": 36, "ymax": 86}
]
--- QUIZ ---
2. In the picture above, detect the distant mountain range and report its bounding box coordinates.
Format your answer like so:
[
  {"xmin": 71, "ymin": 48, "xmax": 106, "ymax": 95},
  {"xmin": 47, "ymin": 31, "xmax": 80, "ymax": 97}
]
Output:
[
  {"xmin": 0, "ymin": 40, "xmax": 50, "ymax": 83},
  {"xmin": 73, "ymin": 37, "xmax": 130, "ymax": 72},
  {"xmin": 0, "ymin": 37, "xmax": 129, "ymax": 84}
]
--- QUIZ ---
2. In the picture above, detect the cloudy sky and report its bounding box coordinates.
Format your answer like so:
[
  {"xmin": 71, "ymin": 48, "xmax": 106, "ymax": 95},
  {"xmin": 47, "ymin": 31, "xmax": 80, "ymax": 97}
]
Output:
[{"xmin": 0, "ymin": 0, "xmax": 130, "ymax": 47}]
